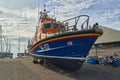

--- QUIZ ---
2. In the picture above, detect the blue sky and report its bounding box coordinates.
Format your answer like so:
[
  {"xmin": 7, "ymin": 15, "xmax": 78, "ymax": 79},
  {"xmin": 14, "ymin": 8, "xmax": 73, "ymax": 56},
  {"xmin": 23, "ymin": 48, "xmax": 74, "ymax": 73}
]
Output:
[{"xmin": 0, "ymin": 0, "xmax": 120, "ymax": 56}]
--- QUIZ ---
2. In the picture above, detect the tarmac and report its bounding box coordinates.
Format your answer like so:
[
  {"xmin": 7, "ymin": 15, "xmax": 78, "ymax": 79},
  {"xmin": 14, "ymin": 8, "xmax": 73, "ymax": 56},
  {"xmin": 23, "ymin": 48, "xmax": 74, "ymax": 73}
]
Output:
[{"xmin": 0, "ymin": 57, "xmax": 120, "ymax": 80}]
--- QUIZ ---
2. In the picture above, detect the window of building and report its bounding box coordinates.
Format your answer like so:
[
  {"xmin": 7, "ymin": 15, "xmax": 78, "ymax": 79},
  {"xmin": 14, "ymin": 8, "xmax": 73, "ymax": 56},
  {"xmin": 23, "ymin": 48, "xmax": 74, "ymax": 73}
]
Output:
[
  {"xmin": 97, "ymin": 44, "xmax": 103, "ymax": 48},
  {"xmin": 60, "ymin": 25, "xmax": 65, "ymax": 32},
  {"xmin": 114, "ymin": 42, "xmax": 120, "ymax": 47}
]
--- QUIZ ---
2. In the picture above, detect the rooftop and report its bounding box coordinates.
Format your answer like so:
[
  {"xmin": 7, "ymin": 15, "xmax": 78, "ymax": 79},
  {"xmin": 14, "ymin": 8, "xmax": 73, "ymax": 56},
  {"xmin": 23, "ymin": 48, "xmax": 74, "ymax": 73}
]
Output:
[{"xmin": 95, "ymin": 26, "xmax": 120, "ymax": 44}]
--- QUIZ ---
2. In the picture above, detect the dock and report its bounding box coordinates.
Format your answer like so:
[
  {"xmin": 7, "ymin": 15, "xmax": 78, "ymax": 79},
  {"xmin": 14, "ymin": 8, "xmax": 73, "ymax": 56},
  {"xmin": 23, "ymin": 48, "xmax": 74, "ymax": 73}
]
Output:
[{"xmin": 0, "ymin": 57, "xmax": 120, "ymax": 80}]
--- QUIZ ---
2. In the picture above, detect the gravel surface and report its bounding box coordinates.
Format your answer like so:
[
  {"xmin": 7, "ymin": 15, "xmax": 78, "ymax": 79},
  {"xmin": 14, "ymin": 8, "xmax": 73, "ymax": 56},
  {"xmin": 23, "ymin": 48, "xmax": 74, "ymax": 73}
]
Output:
[{"xmin": 0, "ymin": 58, "xmax": 120, "ymax": 80}]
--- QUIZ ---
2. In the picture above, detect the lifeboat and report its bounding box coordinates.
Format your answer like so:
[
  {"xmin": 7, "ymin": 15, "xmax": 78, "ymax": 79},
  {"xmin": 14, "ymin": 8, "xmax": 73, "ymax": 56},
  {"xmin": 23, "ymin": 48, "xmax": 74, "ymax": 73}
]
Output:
[{"xmin": 28, "ymin": 8, "xmax": 103, "ymax": 71}]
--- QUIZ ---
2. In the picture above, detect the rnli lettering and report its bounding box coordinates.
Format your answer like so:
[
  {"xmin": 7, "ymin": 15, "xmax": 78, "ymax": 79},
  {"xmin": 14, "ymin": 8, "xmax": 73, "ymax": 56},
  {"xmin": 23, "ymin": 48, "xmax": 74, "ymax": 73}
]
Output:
[{"xmin": 39, "ymin": 44, "xmax": 50, "ymax": 50}]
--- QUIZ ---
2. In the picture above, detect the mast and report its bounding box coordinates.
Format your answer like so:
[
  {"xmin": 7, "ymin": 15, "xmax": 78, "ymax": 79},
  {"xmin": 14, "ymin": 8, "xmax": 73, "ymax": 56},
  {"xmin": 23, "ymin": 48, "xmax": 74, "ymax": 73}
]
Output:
[
  {"xmin": 8, "ymin": 39, "xmax": 11, "ymax": 54},
  {"xmin": 54, "ymin": 4, "xmax": 56, "ymax": 19},
  {"xmin": 38, "ymin": 0, "xmax": 40, "ymax": 25},
  {"xmin": 6, "ymin": 38, "xmax": 8, "ymax": 53},
  {"xmin": 2, "ymin": 39, "xmax": 5, "ymax": 53},
  {"xmin": 18, "ymin": 35, "xmax": 20, "ymax": 53},
  {"xmin": 44, "ymin": 4, "xmax": 46, "ymax": 10},
  {"xmin": 0, "ymin": 25, "xmax": 2, "ymax": 55},
  {"xmin": 24, "ymin": 44, "xmax": 25, "ymax": 53}
]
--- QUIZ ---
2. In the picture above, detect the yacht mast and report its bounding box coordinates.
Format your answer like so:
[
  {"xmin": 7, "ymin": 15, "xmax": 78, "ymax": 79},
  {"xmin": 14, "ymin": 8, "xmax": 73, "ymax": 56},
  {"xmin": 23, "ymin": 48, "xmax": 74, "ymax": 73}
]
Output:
[
  {"xmin": 18, "ymin": 35, "xmax": 20, "ymax": 53},
  {"xmin": 0, "ymin": 25, "xmax": 2, "ymax": 55}
]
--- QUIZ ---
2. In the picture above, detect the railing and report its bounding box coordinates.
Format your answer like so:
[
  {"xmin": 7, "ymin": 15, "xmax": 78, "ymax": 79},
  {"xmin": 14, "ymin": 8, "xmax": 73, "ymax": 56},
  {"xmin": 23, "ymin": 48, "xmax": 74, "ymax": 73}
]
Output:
[
  {"xmin": 62, "ymin": 15, "xmax": 90, "ymax": 32},
  {"xmin": 35, "ymin": 15, "xmax": 100, "ymax": 41}
]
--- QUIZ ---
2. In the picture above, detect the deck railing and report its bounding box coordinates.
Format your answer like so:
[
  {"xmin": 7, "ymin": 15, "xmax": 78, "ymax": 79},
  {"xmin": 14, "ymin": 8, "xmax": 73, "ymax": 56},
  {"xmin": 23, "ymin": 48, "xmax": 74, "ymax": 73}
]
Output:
[{"xmin": 62, "ymin": 15, "xmax": 90, "ymax": 32}]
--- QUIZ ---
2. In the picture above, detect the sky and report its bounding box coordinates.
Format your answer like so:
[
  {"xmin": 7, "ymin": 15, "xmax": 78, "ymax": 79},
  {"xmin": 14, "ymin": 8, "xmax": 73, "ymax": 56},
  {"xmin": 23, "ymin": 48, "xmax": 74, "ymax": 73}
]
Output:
[{"xmin": 0, "ymin": 0, "xmax": 120, "ymax": 57}]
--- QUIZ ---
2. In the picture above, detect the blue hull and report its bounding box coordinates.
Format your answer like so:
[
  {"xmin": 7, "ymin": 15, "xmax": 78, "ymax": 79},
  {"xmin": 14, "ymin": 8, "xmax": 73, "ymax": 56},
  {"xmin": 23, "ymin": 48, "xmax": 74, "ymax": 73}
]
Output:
[
  {"xmin": 30, "ymin": 30, "xmax": 101, "ymax": 71},
  {"xmin": 32, "ymin": 36, "xmax": 97, "ymax": 58},
  {"xmin": 31, "ymin": 34, "xmax": 98, "ymax": 58}
]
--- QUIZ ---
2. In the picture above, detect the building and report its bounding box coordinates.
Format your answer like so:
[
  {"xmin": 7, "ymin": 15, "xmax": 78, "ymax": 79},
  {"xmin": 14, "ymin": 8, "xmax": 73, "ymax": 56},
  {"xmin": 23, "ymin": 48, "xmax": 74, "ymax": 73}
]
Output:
[
  {"xmin": 0, "ymin": 52, "xmax": 13, "ymax": 58},
  {"xmin": 90, "ymin": 26, "xmax": 120, "ymax": 57},
  {"xmin": 17, "ymin": 53, "xmax": 29, "ymax": 58}
]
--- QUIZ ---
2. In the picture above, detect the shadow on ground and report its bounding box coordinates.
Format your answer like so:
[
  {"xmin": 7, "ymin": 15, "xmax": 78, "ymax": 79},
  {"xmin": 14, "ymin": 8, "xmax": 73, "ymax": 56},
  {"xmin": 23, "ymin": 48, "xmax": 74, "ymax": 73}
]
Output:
[{"xmin": 43, "ymin": 62, "xmax": 120, "ymax": 80}]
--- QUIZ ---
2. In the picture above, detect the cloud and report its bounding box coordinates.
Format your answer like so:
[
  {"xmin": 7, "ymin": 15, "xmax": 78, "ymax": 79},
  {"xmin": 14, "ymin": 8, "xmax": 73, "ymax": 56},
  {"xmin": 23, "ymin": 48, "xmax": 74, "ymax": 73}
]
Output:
[
  {"xmin": 45, "ymin": 0, "xmax": 95, "ymax": 20},
  {"xmin": 0, "ymin": 7, "xmax": 37, "ymax": 36},
  {"xmin": 71, "ymin": 0, "xmax": 120, "ymax": 30},
  {"xmin": 45, "ymin": 0, "xmax": 120, "ymax": 30},
  {"xmin": 0, "ymin": 0, "xmax": 120, "ymax": 55},
  {"xmin": 0, "ymin": 7, "xmax": 38, "ymax": 19},
  {"xmin": 0, "ymin": 0, "xmax": 36, "ymax": 9},
  {"xmin": 88, "ymin": 7, "xmax": 120, "ymax": 30},
  {"xmin": 0, "ymin": 7, "xmax": 38, "ymax": 54}
]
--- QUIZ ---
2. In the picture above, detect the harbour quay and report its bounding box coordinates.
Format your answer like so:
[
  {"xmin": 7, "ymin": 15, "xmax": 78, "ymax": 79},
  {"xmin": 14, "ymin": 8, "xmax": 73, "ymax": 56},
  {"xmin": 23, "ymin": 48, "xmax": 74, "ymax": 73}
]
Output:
[{"xmin": 0, "ymin": 57, "xmax": 120, "ymax": 80}]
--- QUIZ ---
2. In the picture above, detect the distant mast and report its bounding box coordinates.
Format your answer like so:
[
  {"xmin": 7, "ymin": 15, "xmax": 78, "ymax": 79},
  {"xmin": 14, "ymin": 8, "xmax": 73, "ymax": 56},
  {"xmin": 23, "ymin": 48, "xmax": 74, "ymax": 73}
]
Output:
[
  {"xmin": 18, "ymin": 35, "xmax": 20, "ymax": 53},
  {"xmin": 8, "ymin": 39, "xmax": 11, "ymax": 54},
  {"xmin": 0, "ymin": 25, "xmax": 2, "ymax": 54}
]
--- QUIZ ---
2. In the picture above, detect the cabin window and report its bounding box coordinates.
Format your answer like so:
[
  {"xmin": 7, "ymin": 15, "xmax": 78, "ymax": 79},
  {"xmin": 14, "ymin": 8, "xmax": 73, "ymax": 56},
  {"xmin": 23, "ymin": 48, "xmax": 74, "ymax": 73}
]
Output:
[
  {"xmin": 60, "ymin": 25, "xmax": 65, "ymax": 31},
  {"xmin": 53, "ymin": 23, "xmax": 58, "ymax": 29},
  {"xmin": 44, "ymin": 23, "xmax": 51, "ymax": 29}
]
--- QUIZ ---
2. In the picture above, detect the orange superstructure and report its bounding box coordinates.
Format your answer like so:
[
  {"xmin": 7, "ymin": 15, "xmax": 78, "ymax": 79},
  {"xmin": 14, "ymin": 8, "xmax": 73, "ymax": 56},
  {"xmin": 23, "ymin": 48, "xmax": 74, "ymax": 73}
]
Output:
[{"xmin": 33, "ymin": 9, "xmax": 66, "ymax": 44}]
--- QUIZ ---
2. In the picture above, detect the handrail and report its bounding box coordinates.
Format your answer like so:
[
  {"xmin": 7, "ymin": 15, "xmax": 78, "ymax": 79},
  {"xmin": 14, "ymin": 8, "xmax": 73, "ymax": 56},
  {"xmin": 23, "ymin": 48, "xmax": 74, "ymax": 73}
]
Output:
[
  {"xmin": 62, "ymin": 15, "xmax": 90, "ymax": 31},
  {"xmin": 62, "ymin": 15, "xmax": 89, "ymax": 22}
]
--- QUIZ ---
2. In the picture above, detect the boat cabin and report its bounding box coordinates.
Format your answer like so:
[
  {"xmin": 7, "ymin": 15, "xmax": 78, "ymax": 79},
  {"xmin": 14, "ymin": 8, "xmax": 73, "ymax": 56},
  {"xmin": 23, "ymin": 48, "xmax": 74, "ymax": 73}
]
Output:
[
  {"xmin": 40, "ymin": 18, "xmax": 65, "ymax": 34},
  {"xmin": 33, "ymin": 8, "xmax": 90, "ymax": 45},
  {"xmin": 32, "ymin": 17, "xmax": 66, "ymax": 44}
]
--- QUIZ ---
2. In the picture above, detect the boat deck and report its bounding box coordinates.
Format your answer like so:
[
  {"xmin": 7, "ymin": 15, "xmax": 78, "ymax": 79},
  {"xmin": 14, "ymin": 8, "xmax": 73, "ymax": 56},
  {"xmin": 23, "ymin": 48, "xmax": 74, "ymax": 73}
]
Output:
[{"xmin": 0, "ymin": 57, "xmax": 120, "ymax": 80}]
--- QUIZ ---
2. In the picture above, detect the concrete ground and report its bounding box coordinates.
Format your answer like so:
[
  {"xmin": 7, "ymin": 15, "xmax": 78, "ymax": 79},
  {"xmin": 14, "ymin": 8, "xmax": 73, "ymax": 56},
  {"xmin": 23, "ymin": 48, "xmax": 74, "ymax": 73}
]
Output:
[{"xmin": 0, "ymin": 57, "xmax": 120, "ymax": 80}]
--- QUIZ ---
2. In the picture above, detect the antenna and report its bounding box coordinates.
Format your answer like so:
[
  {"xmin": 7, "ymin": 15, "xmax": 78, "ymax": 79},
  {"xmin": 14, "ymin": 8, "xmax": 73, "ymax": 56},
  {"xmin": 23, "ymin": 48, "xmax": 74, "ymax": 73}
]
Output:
[
  {"xmin": 38, "ymin": 0, "xmax": 40, "ymax": 25},
  {"xmin": 54, "ymin": 4, "xmax": 56, "ymax": 19},
  {"xmin": 44, "ymin": 4, "xmax": 46, "ymax": 11}
]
